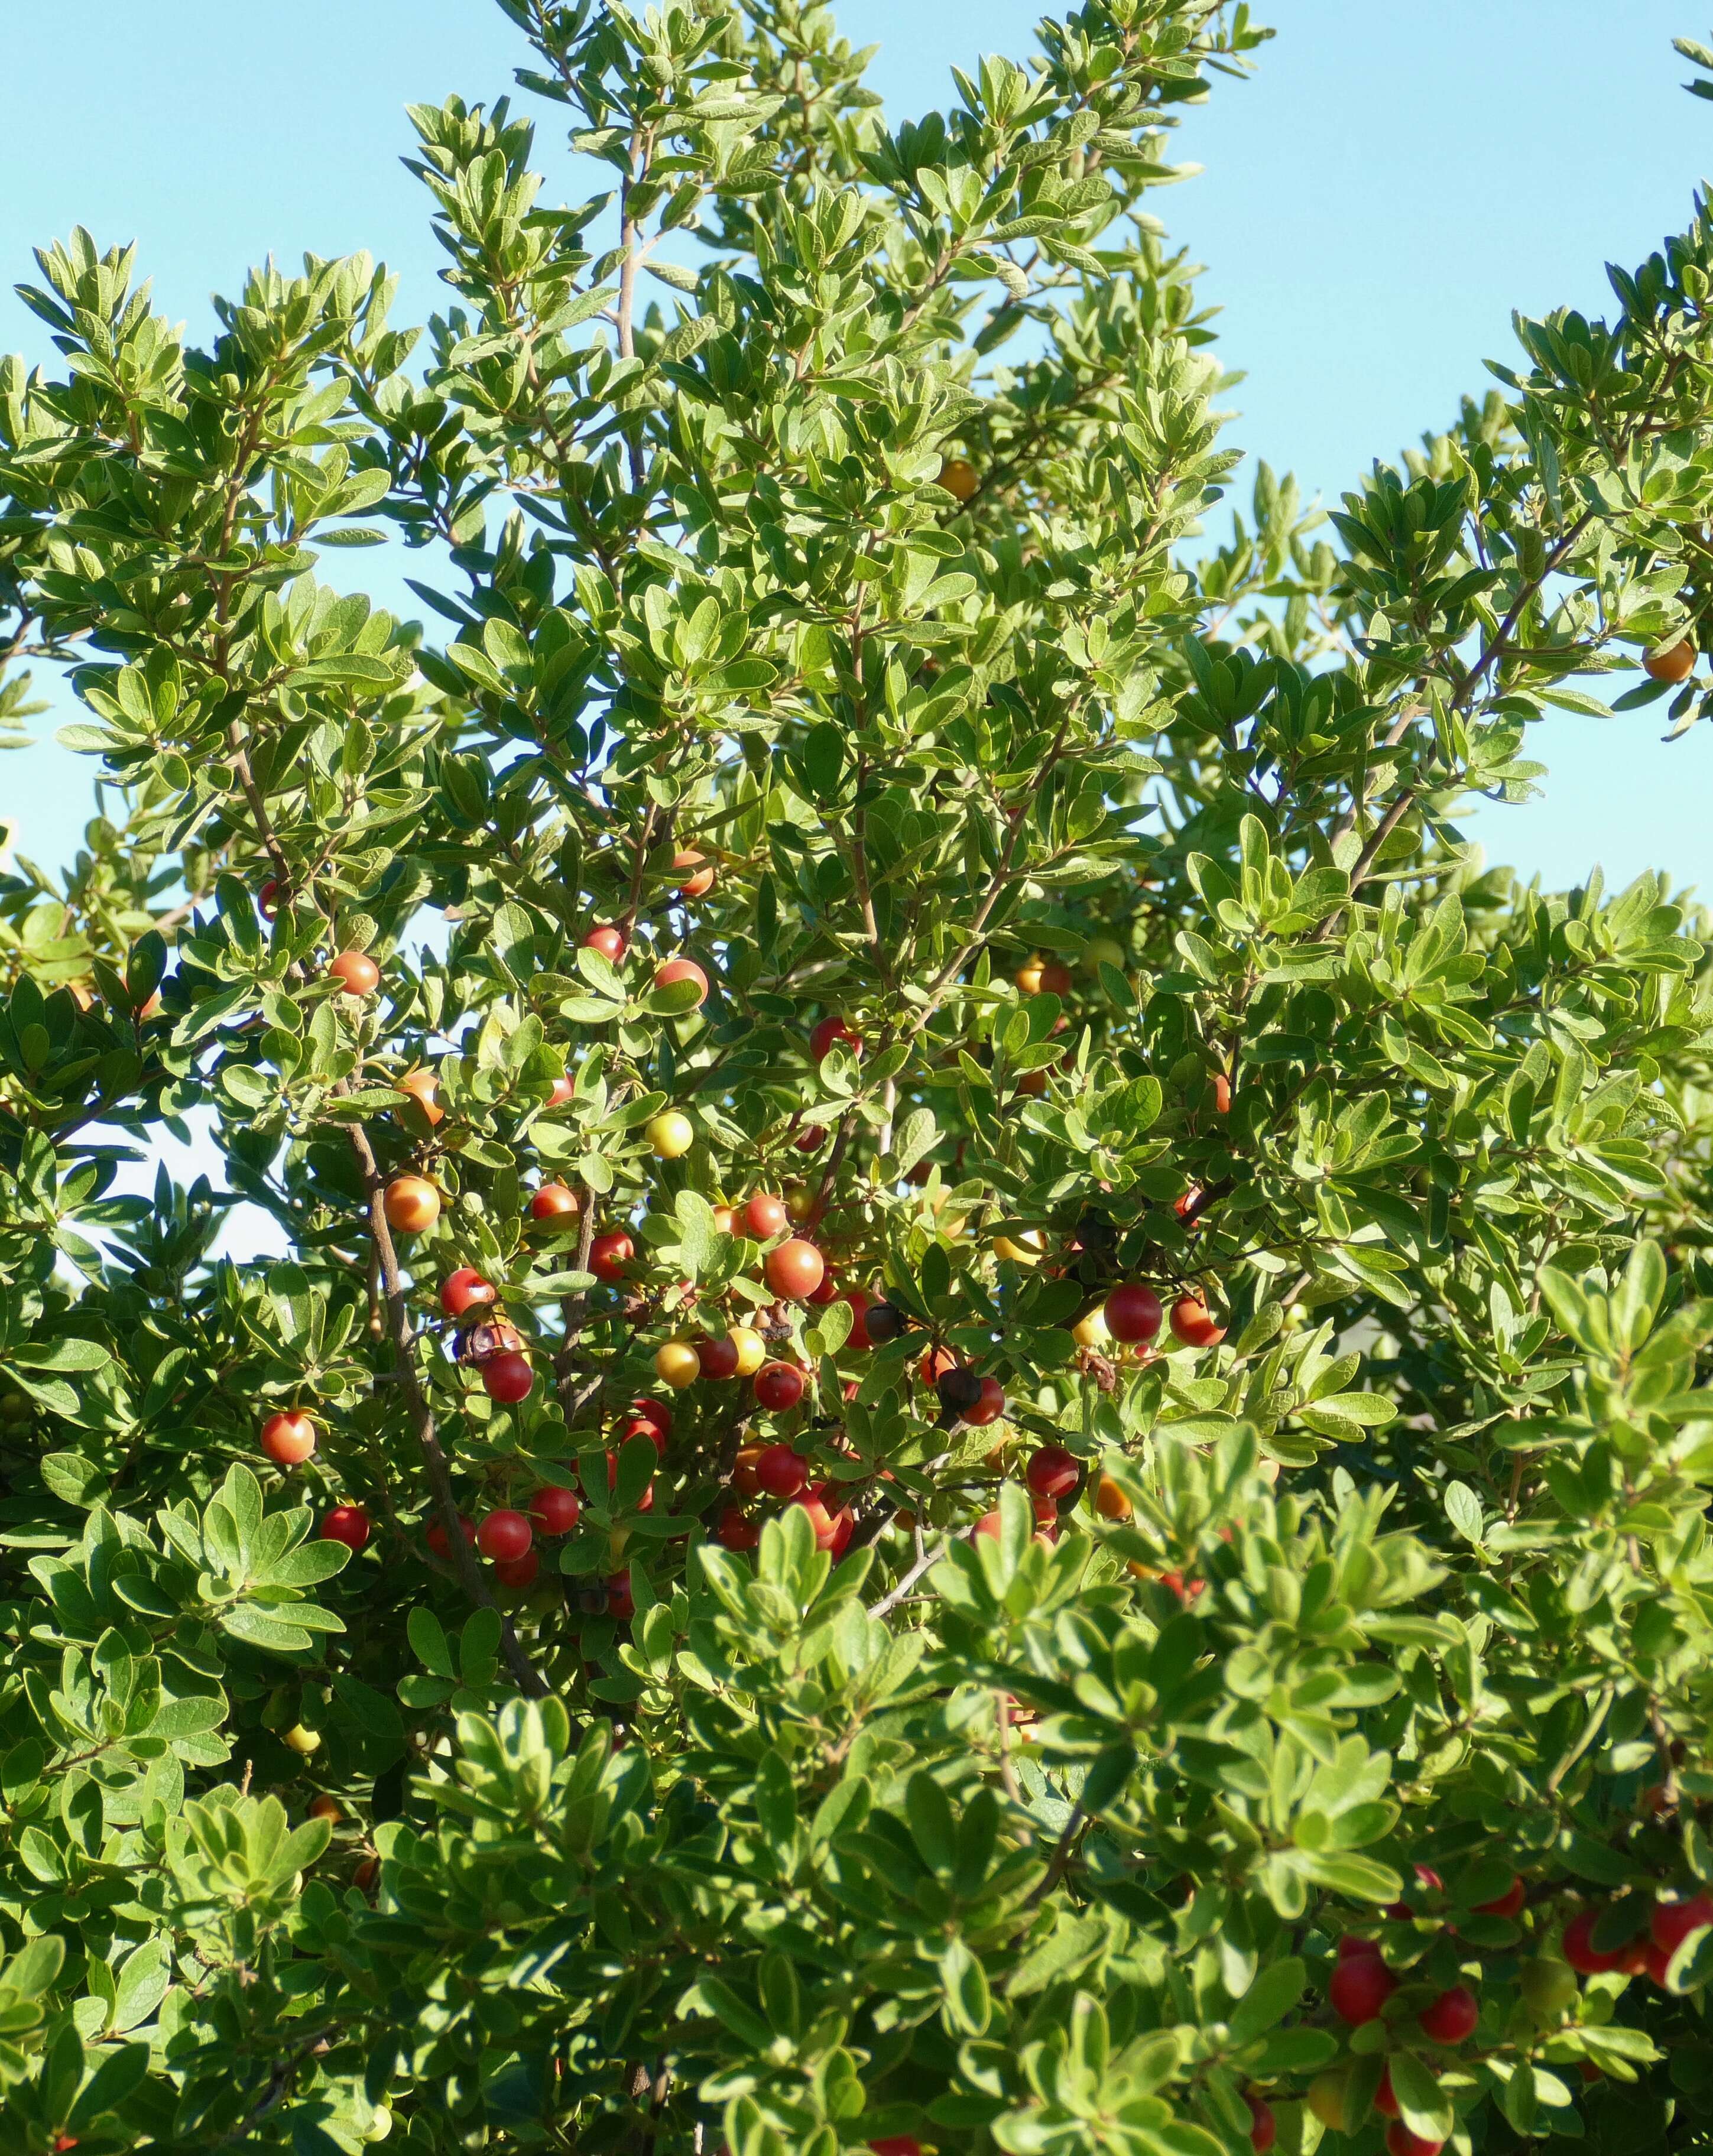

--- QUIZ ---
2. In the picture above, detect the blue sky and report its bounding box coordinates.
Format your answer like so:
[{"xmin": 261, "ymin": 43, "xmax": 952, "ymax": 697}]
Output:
[{"xmin": 4, "ymin": 0, "xmax": 1712, "ymax": 895}]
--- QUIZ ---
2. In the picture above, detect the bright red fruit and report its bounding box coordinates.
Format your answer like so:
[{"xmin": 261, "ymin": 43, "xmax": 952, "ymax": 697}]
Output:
[
  {"xmin": 1170, "ymin": 1293, "xmax": 1226, "ymax": 1349},
  {"xmin": 482, "ymin": 1351, "xmax": 534, "ymax": 1404},
  {"xmin": 1329, "ymin": 1953, "xmax": 1396, "ymax": 2023},
  {"xmin": 696, "ymin": 1333, "xmax": 741, "ymax": 1380},
  {"xmin": 1026, "ymin": 1444, "xmax": 1081, "ymax": 1500},
  {"xmin": 327, "ymin": 950, "xmax": 379, "ymax": 997},
  {"xmin": 963, "ymin": 1375, "xmax": 1005, "ymax": 1426},
  {"xmin": 869, "ymin": 2139, "xmax": 922, "ymax": 2156},
  {"xmin": 1471, "ymin": 1876, "xmax": 1526, "ymax": 1918},
  {"xmin": 654, "ymin": 956, "xmax": 709, "ymax": 1004},
  {"xmin": 320, "ymin": 1505, "xmax": 371, "ymax": 1552},
  {"xmin": 627, "ymin": 1398, "xmax": 673, "ymax": 1440},
  {"xmin": 590, "ymin": 1231, "xmax": 634, "ymax": 1282},
  {"xmin": 810, "ymin": 1016, "xmax": 862, "ymax": 1060},
  {"xmin": 838, "ymin": 1288, "xmax": 874, "ymax": 1348},
  {"xmin": 717, "ymin": 1505, "xmax": 760, "ymax": 1552},
  {"xmin": 258, "ymin": 877, "xmax": 285, "ymax": 918},
  {"xmin": 755, "ymin": 1444, "xmax": 808, "ymax": 1498},
  {"xmin": 1104, "ymin": 1284, "xmax": 1163, "ymax": 1344},
  {"xmin": 1563, "ymin": 1908, "xmax": 1633, "ymax": 1974},
  {"xmin": 672, "ymin": 848, "xmax": 715, "ymax": 897},
  {"xmin": 426, "ymin": 1514, "xmax": 475, "ymax": 1561},
  {"xmin": 1651, "ymin": 1892, "xmax": 1713, "ymax": 1962},
  {"xmin": 440, "ymin": 1267, "xmax": 497, "ymax": 1319},
  {"xmin": 530, "ymin": 1182, "xmax": 580, "ymax": 1223},
  {"xmin": 765, "ymin": 1238, "xmax": 825, "ymax": 1300},
  {"xmin": 1375, "ymin": 2063, "xmax": 1399, "ymax": 2118},
  {"xmin": 582, "ymin": 924, "xmax": 628, "ymax": 962},
  {"xmin": 478, "ymin": 1510, "xmax": 533, "ymax": 1563},
  {"xmin": 1246, "ymin": 2095, "xmax": 1276, "ymax": 2154},
  {"xmin": 743, "ymin": 1193, "xmax": 789, "ymax": 1239},
  {"xmin": 755, "ymin": 1362, "xmax": 806, "ymax": 1413},
  {"xmin": 607, "ymin": 1571, "xmax": 634, "ymax": 1620},
  {"xmin": 794, "ymin": 1490, "xmax": 850, "ymax": 1553},
  {"xmin": 1338, "ymin": 1933, "xmax": 1384, "ymax": 1959},
  {"xmin": 919, "ymin": 1344, "xmax": 958, "ymax": 1387},
  {"xmin": 1386, "ymin": 2127, "xmax": 1444, "ymax": 2156},
  {"xmin": 1418, "ymin": 1985, "xmax": 1478, "ymax": 2044},
  {"xmin": 528, "ymin": 1486, "xmax": 582, "ymax": 1536},
  {"xmin": 260, "ymin": 1410, "xmax": 316, "ymax": 1466},
  {"xmin": 546, "ymin": 1074, "xmax": 576, "ymax": 1108},
  {"xmin": 494, "ymin": 1549, "xmax": 538, "ymax": 1589}
]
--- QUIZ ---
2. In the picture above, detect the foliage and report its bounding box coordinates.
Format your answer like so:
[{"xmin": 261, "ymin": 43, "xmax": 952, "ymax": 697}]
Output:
[{"xmin": 2, "ymin": 2, "xmax": 1713, "ymax": 2150}]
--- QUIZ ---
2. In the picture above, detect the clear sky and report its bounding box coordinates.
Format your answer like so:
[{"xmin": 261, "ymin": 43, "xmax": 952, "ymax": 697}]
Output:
[{"xmin": 4, "ymin": 0, "xmax": 1711, "ymax": 897}]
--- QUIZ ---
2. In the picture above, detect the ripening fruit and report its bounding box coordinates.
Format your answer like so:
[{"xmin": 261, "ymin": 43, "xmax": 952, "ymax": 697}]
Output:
[
  {"xmin": 283, "ymin": 1723, "xmax": 322, "ymax": 1756},
  {"xmin": 1305, "ymin": 2071, "xmax": 1350, "ymax": 2133},
  {"xmin": 528, "ymin": 1486, "xmax": 582, "ymax": 1536},
  {"xmin": 994, "ymin": 1230, "xmax": 1044, "ymax": 1265},
  {"xmin": 1170, "ymin": 1293, "xmax": 1225, "ymax": 1349},
  {"xmin": 785, "ymin": 1183, "xmax": 819, "ymax": 1223},
  {"xmin": 1026, "ymin": 1444, "xmax": 1081, "ymax": 1500},
  {"xmin": 1104, "ymin": 1284, "xmax": 1163, "ymax": 1345},
  {"xmin": 440, "ymin": 1267, "xmax": 497, "ymax": 1319},
  {"xmin": 937, "ymin": 455, "xmax": 979, "ymax": 502},
  {"xmin": 865, "ymin": 1299, "xmax": 908, "ymax": 1345},
  {"xmin": 1245, "ymin": 2096, "xmax": 1276, "ymax": 2155},
  {"xmin": 327, "ymin": 950, "xmax": 380, "ymax": 997},
  {"xmin": 673, "ymin": 848, "xmax": 715, "ymax": 898},
  {"xmin": 627, "ymin": 1398, "xmax": 673, "ymax": 1441},
  {"xmin": 546, "ymin": 1075, "xmax": 575, "ymax": 1109},
  {"xmin": 654, "ymin": 956, "xmax": 709, "ymax": 1005},
  {"xmin": 1650, "ymin": 1892, "xmax": 1713, "ymax": 1963},
  {"xmin": 481, "ymin": 1351, "xmax": 534, "ymax": 1404},
  {"xmin": 1563, "ymin": 1908, "xmax": 1633, "ymax": 1974},
  {"xmin": 1329, "ymin": 1950, "xmax": 1396, "ymax": 2023},
  {"xmin": 494, "ymin": 1548, "xmax": 539, "ymax": 1590},
  {"xmin": 1211, "ymin": 1070, "xmax": 1232, "ymax": 1114},
  {"xmin": 590, "ymin": 1231, "xmax": 634, "ymax": 1282},
  {"xmin": 742, "ymin": 1192, "xmax": 788, "ymax": 1239},
  {"xmin": 1094, "ymin": 1475, "xmax": 1132, "ymax": 1520},
  {"xmin": 261, "ymin": 1410, "xmax": 316, "ymax": 1466},
  {"xmin": 1016, "ymin": 954, "xmax": 1072, "ymax": 997},
  {"xmin": 654, "ymin": 1341, "xmax": 701, "ymax": 1390},
  {"xmin": 258, "ymin": 877, "xmax": 286, "ymax": 918},
  {"xmin": 1645, "ymin": 638, "xmax": 1697, "ymax": 683},
  {"xmin": 717, "ymin": 1504, "xmax": 760, "ymax": 1551},
  {"xmin": 695, "ymin": 1334, "xmax": 741, "ymax": 1381},
  {"xmin": 1418, "ymin": 1984, "xmax": 1478, "ymax": 2044},
  {"xmin": 1071, "ymin": 1307, "xmax": 1109, "ymax": 1349},
  {"xmin": 606, "ymin": 1571, "xmax": 635, "ymax": 1621},
  {"xmin": 530, "ymin": 1182, "xmax": 580, "ymax": 1223},
  {"xmin": 398, "ymin": 1068, "xmax": 443, "ymax": 1125},
  {"xmin": 1472, "ymin": 1875, "xmax": 1526, "ymax": 1919},
  {"xmin": 320, "ymin": 1504, "xmax": 372, "ymax": 1553},
  {"xmin": 765, "ymin": 1238, "xmax": 825, "ymax": 1301},
  {"xmin": 1385, "ymin": 2126, "xmax": 1444, "ymax": 2156},
  {"xmin": 729, "ymin": 1327, "xmax": 767, "ymax": 1376},
  {"xmin": 426, "ymin": 1514, "xmax": 476, "ymax": 1561},
  {"xmin": 307, "ymin": 1793, "xmax": 342, "ymax": 1823},
  {"xmin": 384, "ymin": 1177, "xmax": 440, "ymax": 1235},
  {"xmin": 755, "ymin": 1363, "xmax": 806, "ymax": 1414},
  {"xmin": 582, "ymin": 924, "xmax": 629, "ymax": 963},
  {"xmin": 963, "ymin": 1376, "xmax": 1006, "ymax": 1426},
  {"xmin": 478, "ymin": 1510, "xmax": 533, "ymax": 1563},
  {"xmin": 794, "ymin": 1489, "xmax": 852, "ymax": 1556},
  {"xmin": 755, "ymin": 1443, "xmax": 809, "ymax": 1498},
  {"xmin": 810, "ymin": 1015, "xmax": 863, "ymax": 1060},
  {"xmin": 647, "ymin": 1112, "xmax": 695, "ymax": 1159}
]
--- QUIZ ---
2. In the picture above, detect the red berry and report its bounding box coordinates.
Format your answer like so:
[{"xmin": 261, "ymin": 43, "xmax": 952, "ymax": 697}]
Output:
[
  {"xmin": 1386, "ymin": 2126, "xmax": 1443, "ymax": 2156},
  {"xmin": 696, "ymin": 1333, "xmax": 741, "ymax": 1381},
  {"xmin": 716, "ymin": 1505, "xmax": 760, "ymax": 1551},
  {"xmin": 1418, "ymin": 1985, "xmax": 1478, "ymax": 2044},
  {"xmin": 528, "ymin": 1486, "xmax": 582, "ymax": 1536},
  {"xmin": 1650, "ymin": 1892, "xmax": 1713, "ymax": 1961},
  {"xmin": 606, "ymin": 1571, "xmax": 634, "ymax": 1621},
  {"xmin": 919, "ymin": 1343, "xmax": 958, "ymax": 1387},
  {"xmin": 530, "ymin": 1181, "xmax": 580, "ymax": 1223},
  {"xmin": 582, "ymin": 924, "xmax": 628, "ymax": 962},
  {"xmin": 1170, "ymin": 1293, "xmax": 1225, "ymax": 1349},
  {"xmin": 1337, "ymin": 1933, "xmax": 1384, "ymax": 1959},
  {"xmin": 258, "ymin": 877, "xmax": 285, "ymax": 918},
  {"xmin": 793, "ymin": 1489, "xmax": 849, "ymax": 1553},
  {"xmin": 765, "ymin": 1238, "xmax": 826, "ymax": 1301},
  {"xmin": 440, "ymin": 1267, "xmax": 497, "ymax": 1319},
  {"xmin": 1563, "ymin": 1908, "xmax": 1633, "ymax": 1975},
  {"xmin": 590, "ymin": 1231, "xmax": 634, "ymax": 1282},
  {"xmin": 672, "ymin": 848, "xmax": 715, "ymax": 898},
  {"xmin": 494, "ymin": 1548, "xmax": 538, "ymax": 1589},
  {"xmin": 482, "ymin": 1350, "xmax": 534, "ymax": 1404},
  {"xmin": 426, "ymin": 1514, "xmax": 476, "ymax": 1561},
  {"xmin": 1026, "ymin": 1444, "xmax": 1081, "ymax": 1500},
  {"xmin": 755, "ymin": 1443, "xmax": 808, "ymax": 1498},
  {"xmin": 327, "ymin": 950, "xmax": 379, "ymax": 997},
  {"xmin": 654, "ymin": 956, "xmax": 709, "ymax": 1005},
  {"xmin": 627, "ymin": 1398, "xmax": 673, "ymax": 1440},
  {"xmin": 963, "ymin": 1375, "xmax": 1006, "ymax": 1426},
  {"xmin": 869, "ymin": 2141, "xmax": 921, "ymax": 2156},
  {"xmin": 743, "ymin": 1193, "xmax": 789, "ymax": 1239},
  {"xmin": 838, "ymin": 1288, "xmax": 874, "ymax": 1348},
  {"xmin": 605, "ymin": 1447, "xmax": 655, "ymax": 1513},
  {"xmin": 1104, "ymin": 1284, "xmax": 1163, "ymax": 1344},
  {"xmin": 1211, "ymin": 1071, "xmax": 1232, "ymax": 1114},
  {"xmin": 810, "ymin": 1016, "xmax": 862, "ymax": 1060},
  {"xmin": 1375, "ymin": 2063, "xmax": 1399, "ymax": 2118},
  {"xmin": 1246, "ymin": 2095, "xmax": 1276, "ymax": 2154},
  {"xmin": 478, "ymin": 1510, "xmax": 533, "ymax": 1563},
  {"xmin": 755, "ymin": 1363, "xmax": 806, "ymax": 1413},
  {"xmin": 320, "ymin": 1504, "xmax": 371, "ymax": 1552},
  {"xmin": 1471, "ymin": 1876, "xmax": 1526, "ymax": 1918},
  {"xmin": 972, "ymin": 1509, "xmax": 1004, "ymax": 1543},
  {"xmin": 1329, "ymin": 1952, "xmax": 1396, "ymax": 2023},
  {"xmin": 260, "ymin": 1410, "xmax": 316, "ymax": 1466},
  {"xmin": 546, "ymin": 1074, "xmax": 576, "ymax": 1109}
]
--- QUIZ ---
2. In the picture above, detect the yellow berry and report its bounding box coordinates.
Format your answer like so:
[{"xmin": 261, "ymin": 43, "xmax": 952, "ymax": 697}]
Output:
[
  {"xmin": 1072, "ymin": 1308, "xmax": 1109, "ymax": 1348},
  {"xmin": 283, "ymin": 1723, "xmax": 322, "ymax": 1757},
  {"xmin": 648, "ymin": 1111, "xmax": 695, "ymax": 1159},
  {"xmin": 729, "ymin": 1327, "xmax": 766, "ymax": 1376},
  {"xmin": 995, "ymin": 1231, "xmax": 1044, "ymax": 1266},
  {"xmin": 654, "ymin": 1340, "xmax": 701, "ymax": 1389}
]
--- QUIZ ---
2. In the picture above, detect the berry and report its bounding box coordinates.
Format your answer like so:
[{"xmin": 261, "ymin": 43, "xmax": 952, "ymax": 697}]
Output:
[
  {"xmin": 590, "ymin": 1231, "xmax": 634, "ymax": 1282},
  {"xmin": 258, "ymin": 877, "xmax": 286, "ymax": 918},
  {"xmin": 654, "ymin": 1341, "xmax": 701, "ymax": 1389},
  {"xmin": 716, "ymin": 1505, "xmax": 760, "ymax": 1552},
  {"xmin": 793, "ymin": 1489, "xmax": 849, "ymax": 1553},
  {"xmin": 307, "ymin": 1794, "xmax": 342, "ymax": 1822},
  {"xmin": 1375, "ymin": 2064, "xmax": 1399, "ymax": 2117},
  {"xmin": 1211, "ymin": 1071, "xmax": 1232, "ymax": 1114},
  {"xmin": 627, "ymin": 1398, "xmax": 672, "ymax": 1441},
  {"xmin": 383, "ymin": 1176, "xmax": 440, "ymax": 1235},
  {"xmin": 744, "ymin": 1193, "xmax": 789, "ymax": 1238},
  {"xmin": 755, "ymin": 1444, "xmax": 808, "ymax": 1499},
  {"xmin": 755, "ymin": 1363, "xmax": 806, "ymax": 1414},
  {"xmin": 1170, "ymin": 1293, "xmax": 1225, "ymax": 1349},
  {"xmin": 673, "ymin": 848, "xmax": 715, "ymax": 897},
  {"xmin": 606, "ymin": 1571, "xmax": 635, "ymax": 1621},
  {"xmin": 478, "ymin": 1510, "xmax": 533, "ymax": 1563},
  {"xmin": 327, "ymin": 950, "xmax": 379, "ymax": 996},
  {"xmin": 283, "ymin": 1724, "xmax": 322, "ymax": 1756},
  {"xmin": 729, "ymin": 1327, "xmax": 766, "ymax": 1376},
  {"xmin": 1104, "ymin": 1284, "xmax": 1163, "ymax": 1344},
  {"xmin": 439, "ymin": 1267, "xmax": 496, "ymax": 1319},
  {"xmin": 1471, "ymin": 1875, "xmax": 1525, "ymax": 1918},
  {"xmin": 1336, "ymin": 1933, "xmax": 1384, "ymax": 1959},
  {"xmin": 1650, "ymin": 1892, "xmax": 1713, "ymax": 1961},
  {"xmin": 937, "ymin": 455, "xmax": 979, "ymax": 502},
  {"xmin": 1386, "ymin": 2128, "xmax": 1443, "ymax": 2156},
  {"xmin": 1418, "ymin": 1985, "xmax": 1478, "ymax": 2044},
  {"xmin": 1026, "ymin": 1444, "xmax": 1080, "ymax": 1500},
  {"xmin": 528, "ymin": 1486, "xmax": 582, "ymax": 1536},
  {"xmin": 398, "ymin": 1068, "xmax": 443, "ymax": 1125},
  {"xmin": 764, "ymin": 1238, "xmax": 825, "ymax": 1301},
  {"xmin": 936, "ymin": 1364, "xmax": 984, "ymax": 1414},
  {"xmin": 1016, "ymin": 954, "xmax": 1072, "ymax": 996},
  {"xmin": 1563, "ymin": 1907, "xmax": 1633, "ymax": 1975},
  {"xmin": 648, "ymin": 1111, "xmax": 694, "ymax": 1158},
  {"xmin": 1246, "ymin": 2095, "xmax": 1276, "ymax": 2154},
  {"xmin": 864, "ymin": 1298, "xmax": 909, "ymax": 1345},
  {"xmin": 320, "ymin": 1505, "xmax": 372, "ymax": 1553},
  {"xmin": 1094, "ymin": 1475, "xmax": 1132, "ymax": 1519},
  {"xmin": 458, "ymin": 1317, "xmax": 524, "ymax": 1367},
  {"xmin": 426, "ymin": 1514, "xmax": 475, "ymax": 1561},
  {"xmin": 582, "ymin": 924, "xmax": 628, "ymax": 963},
  {"xmin": 1305, "ymin": 2072, "xmax": 1350, "ymax": 2132},
  {"xmin": 837, "ymin": 1288, "xmax": 874, "ymax": 1348},
  {"xmin": 654, "ymin": 956, "xmax": 709, "ymax": 1005},
  {"xmin": 546, "ymin": 1075, "xmax": 576, "ymax": 1108},
  {"xmin": 810, "ymin": 1015, "xmax": 862, "ymax": 1060},
  {"xmin": 481, "ymin": 1351, "xmax": 534, "ymax": 1404},
  {"xmin": 1328, "ymin": 1952, "xmax": 1396, "ymax": 2023},
  {"xmin": 1646, "ymin": 638, "xmax": 1696, "ymax": 683},
  {"xmin": 494, "ymin": 1548, "xmax": 539, "ymax": 1589},
  {"xmin": 696, "ymin": 1334, "xmax": 741, "ymax": 1380},
  {"xmin": 963, "ymin": 1375, "xmax": 1006, "ymax": 1426},
  {"xmin": 260, "ymin": 1410, "xmax": 316, "ymax": 1466},
  {"xmin": 530, "ymin": 1182, "xmax": 580, "ymax": 1223},
  {"xmin": 1071, "ymin": 1307, "xmax": 1109, "ymax": 1348}
]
